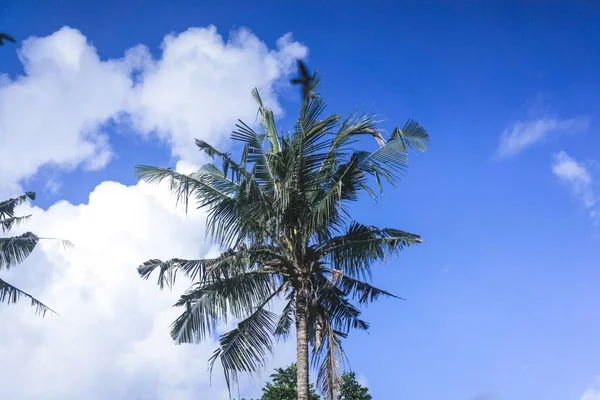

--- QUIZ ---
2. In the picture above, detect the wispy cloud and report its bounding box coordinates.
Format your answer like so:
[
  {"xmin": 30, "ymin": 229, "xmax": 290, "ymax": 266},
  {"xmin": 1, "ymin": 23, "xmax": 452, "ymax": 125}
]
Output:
[
  {"xmin": 582, "ymin": 389, "xmax": 600, "ymax": 400},
  {"xmin": 552, "ymin": 151, "xmax": 599, "ymax": 223},
  {"xmin": 581, "ymin": 377, "xmax": 600, "ymax": 400},
  {"xmin": 495, "ymin": 116, "xmax": 589, "ymax": 159}
]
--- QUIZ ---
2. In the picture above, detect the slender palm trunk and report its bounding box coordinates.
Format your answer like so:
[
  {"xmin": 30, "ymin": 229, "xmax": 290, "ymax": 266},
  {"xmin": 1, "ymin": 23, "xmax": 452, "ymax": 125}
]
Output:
[{"xmin": 296, "ymin": 292, "xmax": 310, "ymax": 400}]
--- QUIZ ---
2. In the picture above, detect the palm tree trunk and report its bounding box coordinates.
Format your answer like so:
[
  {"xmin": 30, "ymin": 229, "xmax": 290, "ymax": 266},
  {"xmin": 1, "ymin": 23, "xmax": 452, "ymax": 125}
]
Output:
[{"xmin": 296, "ymin": 292, "xmax": 310, "ymax": 400}]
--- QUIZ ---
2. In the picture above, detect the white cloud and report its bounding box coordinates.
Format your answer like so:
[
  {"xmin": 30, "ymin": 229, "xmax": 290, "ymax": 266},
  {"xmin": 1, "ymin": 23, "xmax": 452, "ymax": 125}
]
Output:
[
  {"xmin": 552, "ymin": 151, "xmax": 599, "ymax": 223},
  {"xmin": 0, "ymin": 26, "xmax": 307, "ymax": 195},
  {"xmin": 0, "ymin": 26, "xmax": 305, "ymax": 399},
  {"xmin": 495, "ymin": 116, "xmax": 589, "ymax": 159},
  {"xmin": 0, "ymin": 27, "xmax": 132, "ymax": 194},
  {"xmin": 0, "ymin": 168, "xmax": 295, "ymax": 399},
  {"xmin": 130, "ymin": 27, "xmax": 306, "ymax": 162}
]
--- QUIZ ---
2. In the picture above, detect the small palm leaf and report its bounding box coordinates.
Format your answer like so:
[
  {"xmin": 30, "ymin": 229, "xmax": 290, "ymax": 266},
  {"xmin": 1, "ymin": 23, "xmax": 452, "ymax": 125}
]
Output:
[{"xmin": 390, "ymin": 118, "xmax": 430, "ymax": 153}]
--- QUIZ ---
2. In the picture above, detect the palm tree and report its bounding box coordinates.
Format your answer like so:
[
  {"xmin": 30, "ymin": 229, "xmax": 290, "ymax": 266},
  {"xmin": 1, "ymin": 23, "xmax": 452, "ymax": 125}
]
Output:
[
  {"xmin": 135, "ymin": 71, "xmax": 429, "ymax": 400},
  {"xmin": 0, "ymin": 192, "xmax": 65, "ymax": 315}
]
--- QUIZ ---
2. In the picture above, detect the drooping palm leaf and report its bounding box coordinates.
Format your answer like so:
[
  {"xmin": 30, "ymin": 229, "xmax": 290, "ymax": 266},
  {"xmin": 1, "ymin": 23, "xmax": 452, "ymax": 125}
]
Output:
[
  {"xmin": 0, "ymin": 277, "xmax": 57, "ymax": 316},
  {"xmin": 209, "ymin": 302, "xmax": 279, "ymax": 389},
  {"xmin": 171, "ymin": 270, "xmax": 278, "ymax": 344}
]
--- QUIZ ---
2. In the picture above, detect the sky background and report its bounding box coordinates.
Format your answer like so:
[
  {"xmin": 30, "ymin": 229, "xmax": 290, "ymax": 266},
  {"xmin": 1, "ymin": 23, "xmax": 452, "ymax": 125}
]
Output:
[{"xmin": 1, "ymin": 1, "xmax": 600, "ymax": 399}]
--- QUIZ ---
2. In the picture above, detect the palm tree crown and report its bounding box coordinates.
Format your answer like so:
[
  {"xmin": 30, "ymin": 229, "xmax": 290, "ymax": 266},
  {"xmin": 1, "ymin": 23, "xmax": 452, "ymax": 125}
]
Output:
[{"xmin": 136, "ymin": 73, "xmax": 429, "ymax": 399}]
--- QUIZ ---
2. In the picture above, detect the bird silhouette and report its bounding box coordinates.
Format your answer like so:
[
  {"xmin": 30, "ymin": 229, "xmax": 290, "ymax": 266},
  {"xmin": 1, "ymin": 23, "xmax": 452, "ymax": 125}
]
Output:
[
  {"xmin": 290, "ymin": 60, "xmax": 314, "ymax": 100},
  {"xmin": 0, "ymin": 33, "xmax": 16, "ymax": 46}
]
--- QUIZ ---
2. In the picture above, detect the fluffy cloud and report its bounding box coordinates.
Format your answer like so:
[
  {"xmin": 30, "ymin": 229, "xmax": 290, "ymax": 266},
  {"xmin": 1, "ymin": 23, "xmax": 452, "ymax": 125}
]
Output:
[
  {"xmin": 0, "ymin": 27, "xmax": 132, "ymax": 194},
  {"xmin": 0, "ymin": 168, "xmax": 295, "ymax": 399},
  {"xmin": 130, "ymin": 26, "xmax": 306, "ymax": 162},
  {"xmin": 552, "ymin": 151, "xmax": 599, "ymax": 223},
  {"xmin": 0, "ymin": 26, "xmax": 307, "ymax": 195},
  {"xmin": 495, "ymin": 116, "xmax": 589, "ymax": 159},
  {"xmin": 0, "ymin": 25, "xmax": 304, "ymax": 399}
]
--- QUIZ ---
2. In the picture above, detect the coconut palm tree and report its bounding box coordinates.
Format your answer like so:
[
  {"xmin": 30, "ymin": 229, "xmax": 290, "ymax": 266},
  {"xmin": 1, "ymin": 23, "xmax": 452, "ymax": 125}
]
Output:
[
  {"xmin": 0, "ymin": 192, "xmax": 64, "ymax": 315},
  {"xmin": 135, "ymin": 71, "xmax": 429, "ymax": 400}
]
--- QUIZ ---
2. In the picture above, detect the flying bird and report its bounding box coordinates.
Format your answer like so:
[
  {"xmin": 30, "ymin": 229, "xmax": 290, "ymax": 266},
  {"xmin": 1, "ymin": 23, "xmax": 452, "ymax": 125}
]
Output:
[
  {"xmin": 0, "ymin": 33, "xmax": 16, "ymax": 46},
  {"xmin": 291, "ymin": 60, "xmax": 314, "ymax": 99}
]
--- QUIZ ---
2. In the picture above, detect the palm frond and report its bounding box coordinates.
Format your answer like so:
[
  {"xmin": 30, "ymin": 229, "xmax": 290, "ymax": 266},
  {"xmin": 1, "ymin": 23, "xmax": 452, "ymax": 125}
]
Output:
[
  {"xmin": 209, "ymin": 307, "xmax": 278, "ymax": 392},
  {"xmin": 195, "ymin": 139, "xmax": 249, "ymax": 182},
  {"xmin": 330, "ymin": 112, "xmax": 384, "ymax": 152},
  {"xmin": 390, "ymin": 118, "xmax": 430, "ymax": 153},
  {"xmin": 138, "ymin": 245, "xmax": 287, "ymax": 290},
  {"xmin": 252, "ymin": 88, "xmax": 280, "ymax": 153},
  {"xmin": 232, "ymin": 120, "xmax": 276, "ymax": 187},
  {"xmin": 0, "ymin": 277, "xmax": 57, "ymax": 316},
  {"xmin": 308, "ymin": 157, "xmax": 368, "ymax": 242},
  {"xmin": 0, "ymin": 232, "xmax": 39, "ymax": 270},
  {"xmin": 317, "ymin": 288, "xmax": 369, "ymax": 333},
  {"xmin": 138, "ymin": 258, "xmax": 206, "ymax": 288},
  {"xmin": 274, "ymin": 292, "xmax": 296, "ymax": 339},
  {"xmin": 0, "ymin": 214, "xmax": 32, "ymax": 233},
  {"xmin": 171, "ymin": 270, "xmax": 278, "ymax": 344},
  {"xmin": 319, "ymin": 221, "xmax": 422, "ymax": 281},
  {"xmin": 356, "ymin": 140, "xmax": 408, "ymax": 188},
  {"xmin": 312, "ymin": 322, "xmax": 347, "ymax": 400},
  {"xmin": 0, "ymin": 192, "xmax": 35, "ymax": 220},
  {"xmin": 135, "ymin": 165, "xmax": 233, "ymax": 212},
  {"xmin": 327, "ymin": 269, "xmax": 402, "ymax": 304},
  {"xmin": 309, "ymin": 274, "xmax": 369, "ymax": 336}
]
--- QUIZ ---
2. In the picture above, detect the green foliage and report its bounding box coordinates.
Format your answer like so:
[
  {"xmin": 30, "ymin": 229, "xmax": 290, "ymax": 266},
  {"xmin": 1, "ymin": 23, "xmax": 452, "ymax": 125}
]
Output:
[
  {"xmin": 338, "ymin": 372, "xmax": 372, "ymax": 400},
  {"xmin": 253, "ymin": 363, "xmax": 320, "ymax": 400},
  {"xmin": 240, "ymin": 366, "xmax": 372, "ymax": 400},
  {"xmin": 137, "ymin": 70, "xmax": 429, "ymax": 398},
  {"xmin": 0, "ymin": 192, "xmax": 60, "ymax": 315}
]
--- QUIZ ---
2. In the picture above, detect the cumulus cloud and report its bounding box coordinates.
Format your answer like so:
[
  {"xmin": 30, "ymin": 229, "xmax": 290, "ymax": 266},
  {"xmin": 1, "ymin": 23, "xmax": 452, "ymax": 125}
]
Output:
[
  {"xmin": 495, "ymin": 116, "xmax": 589, "ymax": 159},
  {"xmin": 130, "ymin": 26, "xmax": 306, "ymax": 161},
  {"xmin": 0, "ymin": 168, "xmax": 295, "ymax": 399},
  {"xmin": 0, "ymin": 25, "xmax": 304, "ymax": 399},
  {"xmin": 0, "ymin": 27, "xmax": 132, "ymax": 193},
  {"xmin": 552, "ymin": 151, "xmax": 599, "ymax": 223},
  {"xmin": 0, "ymin": 26, "xmax": 307, "ymax": 195}
]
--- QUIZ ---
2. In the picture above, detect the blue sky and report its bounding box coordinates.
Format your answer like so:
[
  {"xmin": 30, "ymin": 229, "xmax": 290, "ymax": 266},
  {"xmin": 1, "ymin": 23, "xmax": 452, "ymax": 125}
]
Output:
[{"xmin": 1, "ymin": 1, "xmax": 600, "ymax": 399}]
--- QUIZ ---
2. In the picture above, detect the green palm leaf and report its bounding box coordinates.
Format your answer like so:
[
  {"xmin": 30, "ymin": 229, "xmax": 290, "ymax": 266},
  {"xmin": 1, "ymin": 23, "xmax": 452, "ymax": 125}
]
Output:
[
  {"xmin": 0, "ymin": 232, "xmax": 40, "ymax": 270},
  {"xmin": 0, "ymin": 277, "xmax": 57, "ymax": 316},
  {"xmin": 209, "ymin": 307, "xmax": 278, "ymax": 389}
]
